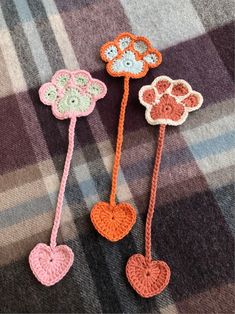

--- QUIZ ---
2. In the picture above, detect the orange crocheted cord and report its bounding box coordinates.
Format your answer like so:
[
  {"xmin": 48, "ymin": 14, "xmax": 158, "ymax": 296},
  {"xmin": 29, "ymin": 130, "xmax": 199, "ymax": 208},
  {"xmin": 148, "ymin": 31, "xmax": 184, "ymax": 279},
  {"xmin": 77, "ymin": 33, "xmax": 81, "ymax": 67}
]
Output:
[
  {"xmin": 90, "ymin": 76, "xmax": 136, "ymax": 242},
  {"xmin": 110, "ymin": 76, "xmax": 129, "ymax": 206},
  {"xmin": 145, "ymin": 124, "xmax": 166, "ymax": 262},
  {"xmin": 91, "ymin": 32, "xmax": 162, "ymax": 242}
]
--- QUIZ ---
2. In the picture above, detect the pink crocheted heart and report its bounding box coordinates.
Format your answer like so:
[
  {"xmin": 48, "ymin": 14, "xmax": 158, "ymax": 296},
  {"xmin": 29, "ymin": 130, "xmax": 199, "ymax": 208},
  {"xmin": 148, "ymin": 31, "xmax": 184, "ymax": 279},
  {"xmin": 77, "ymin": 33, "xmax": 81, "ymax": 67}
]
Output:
[
  {"xmin": 29, "ymin": 243, "xmax": 74, "ymax": 286},
  {"xmin": 126, "ymin": 254, "xmax": 170, "ymax": 298}
]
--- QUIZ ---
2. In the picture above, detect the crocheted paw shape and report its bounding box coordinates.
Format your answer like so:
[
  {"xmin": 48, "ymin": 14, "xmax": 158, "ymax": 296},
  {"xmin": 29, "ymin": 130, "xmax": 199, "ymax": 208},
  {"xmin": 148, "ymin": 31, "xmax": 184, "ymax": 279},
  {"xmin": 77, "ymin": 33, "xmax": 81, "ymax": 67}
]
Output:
[
  {"xmin": 100, "ymin": 32, "xmax": 162, "ymax": 78},
  {"xmin": 29, "ymin": 243, "xmax": 74, "ymax": 286},
  {"xmin": 139, "ymin": 76, "xmax": 203, "ymax": 125},
  {"xmin": 126, "ymin": 254, "xmax": 171, "ymax": 298},
  {"xmin": 39, "ymin": 69, "xmax": 107, "ymax": 120},
  {"xmin": 91, "ymin": 202, "xmax": 136, "ymax": 242}
]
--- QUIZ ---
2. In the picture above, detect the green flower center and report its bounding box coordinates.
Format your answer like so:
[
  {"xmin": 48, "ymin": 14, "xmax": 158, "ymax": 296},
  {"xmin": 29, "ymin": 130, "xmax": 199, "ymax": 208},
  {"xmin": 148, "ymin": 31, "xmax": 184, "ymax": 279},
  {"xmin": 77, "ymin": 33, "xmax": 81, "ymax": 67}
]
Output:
[
  {"xmin": 56, "ymin": 75, "xmax": 70, "ymax": 87},
  {"xmin": 75, "ymin": 75, "xmax": 89, "ymax": 87},
  {"xmin": 88, "ymin": 83, "xmax": 101, "ymax": 95},
  {"xmin": 45, "ymin": 87, "xmax": 57, "ymax": 101},
  {"xmin": 58, "ymin": 88, "xmax": 91, "ymax": 114}
]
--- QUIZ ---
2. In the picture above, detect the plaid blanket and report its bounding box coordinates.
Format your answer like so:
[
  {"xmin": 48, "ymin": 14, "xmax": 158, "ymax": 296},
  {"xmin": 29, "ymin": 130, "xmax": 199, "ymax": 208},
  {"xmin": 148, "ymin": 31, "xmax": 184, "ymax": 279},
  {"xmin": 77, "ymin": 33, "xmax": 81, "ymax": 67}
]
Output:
[{"xmin": 0, "ymin": 0, "xmax": 234, "ymax": 313}]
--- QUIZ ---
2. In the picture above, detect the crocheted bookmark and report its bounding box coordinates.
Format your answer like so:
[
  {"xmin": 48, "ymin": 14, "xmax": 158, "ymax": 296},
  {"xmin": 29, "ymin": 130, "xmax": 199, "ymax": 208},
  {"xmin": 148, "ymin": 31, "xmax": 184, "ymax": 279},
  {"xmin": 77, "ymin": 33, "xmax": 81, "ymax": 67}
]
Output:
[
  {"xmin": 126, "ymin": 76, "xmax": 203, "ymax": 298},
  {"xmin": 91, "ymin": 32, "xmax": 162, "ymax": 242},
  {"xmin": 29, "ymin": 69, "xmax": 107, "ymax": 286}
]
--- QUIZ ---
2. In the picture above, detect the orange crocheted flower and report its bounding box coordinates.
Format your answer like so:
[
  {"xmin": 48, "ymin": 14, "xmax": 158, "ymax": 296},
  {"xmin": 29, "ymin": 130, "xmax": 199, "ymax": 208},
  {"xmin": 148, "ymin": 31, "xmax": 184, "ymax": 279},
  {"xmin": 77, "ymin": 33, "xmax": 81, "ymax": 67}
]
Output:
[
  {"xmin": 100, "ymin": 32, "xmax": 162, "ymax": 79},
  {"xmin": 139, "ymin": 76, "xmax": 203, "ymax": 125}
]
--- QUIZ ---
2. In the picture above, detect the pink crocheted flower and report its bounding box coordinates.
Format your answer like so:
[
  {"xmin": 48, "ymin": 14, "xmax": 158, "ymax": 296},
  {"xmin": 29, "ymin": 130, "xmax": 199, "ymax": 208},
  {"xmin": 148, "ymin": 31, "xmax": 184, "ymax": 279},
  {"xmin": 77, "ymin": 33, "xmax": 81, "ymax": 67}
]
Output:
[
  {"xmin": 39, "ymin": 69, "xmax": 107, "ymax": 120},
  {"xmin": 139, "ymin": 76, "xmax": 203, "ymax": 126}
]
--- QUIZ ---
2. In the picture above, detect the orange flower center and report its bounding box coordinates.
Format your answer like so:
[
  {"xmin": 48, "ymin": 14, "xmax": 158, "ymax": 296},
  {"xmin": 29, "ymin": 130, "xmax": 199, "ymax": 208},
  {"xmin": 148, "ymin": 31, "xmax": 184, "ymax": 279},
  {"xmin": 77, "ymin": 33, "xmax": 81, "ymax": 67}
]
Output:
[
  {"xmin": 150, "ymin": 94, "xmax": 185, "ymax": 122},
  {"xmin": 162, "ymin": 104, "xmax": 173, "ymax": 113},
  {"xmin": 160, "ymin": 94, "xmax": 177, "ymax": 110}
]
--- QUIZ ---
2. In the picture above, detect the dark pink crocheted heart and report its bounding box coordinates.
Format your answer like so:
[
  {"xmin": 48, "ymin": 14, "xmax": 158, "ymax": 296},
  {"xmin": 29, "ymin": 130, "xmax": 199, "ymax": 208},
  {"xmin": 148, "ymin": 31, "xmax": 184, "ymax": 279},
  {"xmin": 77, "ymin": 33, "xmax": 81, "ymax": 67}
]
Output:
[{"xmin": 126, "ymin": 254, "xmax": 170, "ymax": 298}]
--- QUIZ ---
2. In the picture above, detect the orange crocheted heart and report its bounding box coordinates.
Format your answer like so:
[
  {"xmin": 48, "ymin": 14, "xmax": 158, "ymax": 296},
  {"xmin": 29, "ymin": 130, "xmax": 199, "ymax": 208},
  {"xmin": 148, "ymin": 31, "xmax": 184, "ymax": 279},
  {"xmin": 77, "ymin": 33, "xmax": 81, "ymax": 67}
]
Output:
[
  {"xmin": 90, "ymin": 202, "xmax": 136, "ymax": 241},
  {"xmin": 126, "ymin": 254, "xmax": 171, "ymax": 298}
]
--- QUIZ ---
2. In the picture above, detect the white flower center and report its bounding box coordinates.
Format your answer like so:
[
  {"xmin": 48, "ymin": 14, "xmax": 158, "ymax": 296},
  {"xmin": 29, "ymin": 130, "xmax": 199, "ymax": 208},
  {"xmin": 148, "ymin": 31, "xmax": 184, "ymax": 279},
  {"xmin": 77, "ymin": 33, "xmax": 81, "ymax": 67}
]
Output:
[
  {"xmin": 123, "ymin": 59, "xmax": 133, "ymax": 68},
  {"xmin": 68, "ymin": 96, "xmax": 80, "ymax": 106}
]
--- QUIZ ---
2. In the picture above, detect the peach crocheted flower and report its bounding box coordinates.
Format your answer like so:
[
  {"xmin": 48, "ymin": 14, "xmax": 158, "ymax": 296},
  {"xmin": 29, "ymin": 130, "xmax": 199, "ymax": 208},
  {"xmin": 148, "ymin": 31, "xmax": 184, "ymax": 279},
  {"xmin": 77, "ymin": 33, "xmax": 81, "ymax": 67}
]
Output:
[
  {"xmin": 139, "ymin": 76, "xmax": 203, "ymax": 125},
  {"xmin": 100, "ymin": 32, "xmax": 162, "ymax": 79},
  {"xmin": 39, "ymin": 69, "xmax": 107, "ymax": 120}
]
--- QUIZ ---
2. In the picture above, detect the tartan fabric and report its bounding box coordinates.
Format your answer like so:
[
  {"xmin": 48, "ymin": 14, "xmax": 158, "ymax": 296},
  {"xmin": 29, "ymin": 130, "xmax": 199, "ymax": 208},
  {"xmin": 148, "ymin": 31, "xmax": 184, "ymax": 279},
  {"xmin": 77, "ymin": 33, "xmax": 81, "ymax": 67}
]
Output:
[{"xmin": 0, "ymin": 0, "xmax": 234, "ymax": 312}]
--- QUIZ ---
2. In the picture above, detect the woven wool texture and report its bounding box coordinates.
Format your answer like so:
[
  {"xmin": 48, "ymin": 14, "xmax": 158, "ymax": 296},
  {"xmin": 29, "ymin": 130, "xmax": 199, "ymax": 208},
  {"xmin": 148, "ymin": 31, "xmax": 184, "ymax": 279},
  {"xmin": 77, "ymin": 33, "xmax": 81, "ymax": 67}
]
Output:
[{"xmin": 0, "ymin": 0, "xmax": 234, "ymax": 313}]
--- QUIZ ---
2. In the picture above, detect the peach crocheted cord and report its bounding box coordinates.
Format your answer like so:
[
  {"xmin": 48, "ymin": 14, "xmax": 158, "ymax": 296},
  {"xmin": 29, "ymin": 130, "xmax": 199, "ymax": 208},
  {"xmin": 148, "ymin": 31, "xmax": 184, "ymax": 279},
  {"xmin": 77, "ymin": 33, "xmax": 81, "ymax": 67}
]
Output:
[
  {"xmin": 126, "ymin": 84, "xmax": 169, "ymax": 297},
  {"xmin": 110, "ymin": 76, "xmax": 129, "ymax": 206},
  {"xmin": 145, "ymin": 124, "xmax": 166, "ymax": 262},
  {"xmin": 126, "ymin": 76, "xmax": 203, "ymax": 298},
  {"xmin": 125, "ymin": 124, "xmax": 170, "ymax": 298}
]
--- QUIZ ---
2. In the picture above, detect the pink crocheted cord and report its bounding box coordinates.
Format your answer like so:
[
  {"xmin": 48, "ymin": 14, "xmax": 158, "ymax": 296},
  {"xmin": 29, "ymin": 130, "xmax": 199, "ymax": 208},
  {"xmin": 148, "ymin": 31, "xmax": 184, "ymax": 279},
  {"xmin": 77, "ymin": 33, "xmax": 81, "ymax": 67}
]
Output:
[
  {"xmin": 50, "ymin": 116, "xmax": 76, "ymax": 248},
  {"xmin": 29, "ymin": 70, "xmax": 107, "ymax": 286},
  {"xmin": 29, "ymin": 117, "xmax": 76, "ymax": 287},
  {"xmin": 38, "ymin": 69, "xmax": 107, "ymax": 248}
]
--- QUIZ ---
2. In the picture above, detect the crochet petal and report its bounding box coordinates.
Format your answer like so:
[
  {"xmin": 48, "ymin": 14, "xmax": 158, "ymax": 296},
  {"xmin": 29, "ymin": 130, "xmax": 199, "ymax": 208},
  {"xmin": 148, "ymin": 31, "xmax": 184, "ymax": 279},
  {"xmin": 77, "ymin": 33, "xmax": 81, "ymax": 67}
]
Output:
[
  {"xmin": 182, "ymin": 91, "xmax": 203, "ymax": 111},
  {"xmin": 171, "ymin": 81, "xmax": 189, "ymax": 96},
  {"xmin": 134, "ymin": 40, "xmax": 148, "ymax": 54},
  {"xmin": 73, "ymin": 70, "xmax": 90, "ymax": 88},
  {"xmin": 52, "ymin": 70, "xmax": 71, "ymax": 89},
  {"xmin": 39, "ymin": 82, "xmax": 57, "ymax": 106},
  {"xmin": 100, "ymin": 42, "xmax": 118, "ymax": 62},
  {"xmin": 154, "ymin": 77, "xmax": 171, "ymax": 94},
  {"xmin": 87, "ymin": 79, "xmax": 107, "ymax": 99},
  {"xmin": 141, "ymin": 87, "xmax": 157, "ymax": 105},
  {"xmin": 144, "ymin": 49, "xmax": 162, "ymax": 68},
  {"xmin": 115, "ymin": 32, "xmax": 135, "ymax": 50}
]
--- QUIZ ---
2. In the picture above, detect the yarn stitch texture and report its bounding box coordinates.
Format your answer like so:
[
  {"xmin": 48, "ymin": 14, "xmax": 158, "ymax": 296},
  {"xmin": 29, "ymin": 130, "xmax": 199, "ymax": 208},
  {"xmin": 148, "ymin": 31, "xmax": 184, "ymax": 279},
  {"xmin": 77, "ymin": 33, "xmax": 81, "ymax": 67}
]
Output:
[
  {"xmin": 39, "ymin": 69, "xmax": 107, "ymax": 120},
  {"xmin": 126, "ymin": 76, "xmax": 203, "ymax": 298},
  {"xmin": 100, "ymin": 32, "xmax": 162, "ymax": 79},
  {"xmin": 29, "ymin": 69, "xmax": 107, "ymax": 286},
  {"xmin": 139, "ymin": 75, "xmax": 203, "ymax": 126},
  {"xmin": 91, "ymin": 33, "xmax": 162, "ymax": 242}
]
